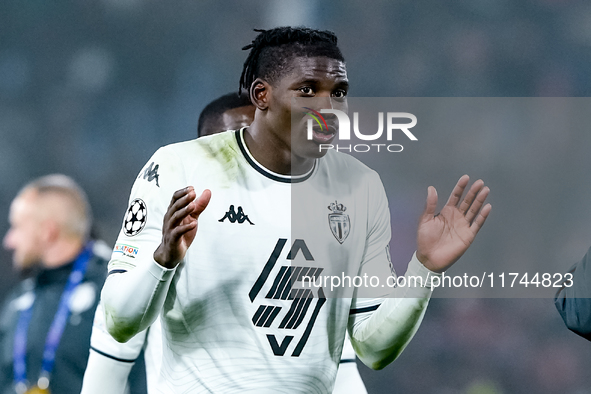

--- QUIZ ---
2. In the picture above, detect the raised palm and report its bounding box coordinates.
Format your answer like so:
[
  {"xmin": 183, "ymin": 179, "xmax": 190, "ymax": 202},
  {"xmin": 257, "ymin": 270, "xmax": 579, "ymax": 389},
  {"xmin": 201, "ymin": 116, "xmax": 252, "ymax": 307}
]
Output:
[{"xmin": 416, "ymin": 175, "xmax": 491, "ymax": 273}]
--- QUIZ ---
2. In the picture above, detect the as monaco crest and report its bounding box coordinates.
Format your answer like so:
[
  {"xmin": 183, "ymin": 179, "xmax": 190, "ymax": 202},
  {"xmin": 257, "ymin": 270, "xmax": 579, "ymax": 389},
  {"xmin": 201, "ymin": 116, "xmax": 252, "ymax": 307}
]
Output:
[{"xmin": 328, "ymin": 201, "xmax": 350, "ymax": 244}]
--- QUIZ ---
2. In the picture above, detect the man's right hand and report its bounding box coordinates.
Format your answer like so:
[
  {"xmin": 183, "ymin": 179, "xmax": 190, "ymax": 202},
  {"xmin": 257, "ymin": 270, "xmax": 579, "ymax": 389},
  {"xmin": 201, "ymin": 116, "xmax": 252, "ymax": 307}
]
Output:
[{"xmin": 153, "ymin": 187, "xmax": 211, "ymax": 269}]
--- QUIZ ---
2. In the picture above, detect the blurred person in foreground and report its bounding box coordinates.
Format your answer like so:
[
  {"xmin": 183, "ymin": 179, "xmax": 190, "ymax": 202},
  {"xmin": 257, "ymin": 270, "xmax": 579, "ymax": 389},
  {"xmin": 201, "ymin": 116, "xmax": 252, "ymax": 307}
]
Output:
[
  {"xmin": 0, "ymin": 174, "xmax": 110, "ymax": 394},
  {"xmin": 82, "ymin": 91, "xmax": 370, "ymax": 393},
  {"xmin": 101, "ymin": 27, "xmax": 491, "ymax": 392},
  {"xmin": 555, "ymin": 247, "xmax": 591, "ymax": 340}
]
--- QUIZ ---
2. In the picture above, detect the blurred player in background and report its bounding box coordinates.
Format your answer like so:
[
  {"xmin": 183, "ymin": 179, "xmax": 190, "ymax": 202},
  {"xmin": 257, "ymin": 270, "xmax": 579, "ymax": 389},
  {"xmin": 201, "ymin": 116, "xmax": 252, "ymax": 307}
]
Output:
[
  {"xmin": 197, "ymin": 92, "xmax": 255, "ymax": 137},
  {"xmin": 101, "ymin": 27, "xmax": 491, "ymax": 392},
  {"xmin": 83, "ymin": 91, "xmax": 369, "ymax": 393},
  {"xmin": 0, "ymin": 174, "xmax": 109, "ymax": 394}
]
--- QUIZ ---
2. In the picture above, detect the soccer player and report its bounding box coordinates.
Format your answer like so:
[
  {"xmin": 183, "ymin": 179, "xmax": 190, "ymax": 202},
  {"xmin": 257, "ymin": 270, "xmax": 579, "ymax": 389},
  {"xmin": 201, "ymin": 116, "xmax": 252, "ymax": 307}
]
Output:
[
  {"xmin": 84, "ymin": 91, "xmax": 370, "ymax": 393},
  {"xmin": 0, "ymin": 174, "xmax": 109, "ymax": 394},
  {"xmin": 101, "ymin": 27, "xmax": 491, "ymax": 392}
]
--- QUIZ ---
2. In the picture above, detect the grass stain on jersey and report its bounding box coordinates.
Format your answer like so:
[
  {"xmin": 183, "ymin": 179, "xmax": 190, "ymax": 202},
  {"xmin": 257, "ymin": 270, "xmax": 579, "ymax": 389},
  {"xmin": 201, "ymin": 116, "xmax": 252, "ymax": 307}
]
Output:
[{"xmin": 198, "ymin": 131, "xmax": 241, "ymax": 188}]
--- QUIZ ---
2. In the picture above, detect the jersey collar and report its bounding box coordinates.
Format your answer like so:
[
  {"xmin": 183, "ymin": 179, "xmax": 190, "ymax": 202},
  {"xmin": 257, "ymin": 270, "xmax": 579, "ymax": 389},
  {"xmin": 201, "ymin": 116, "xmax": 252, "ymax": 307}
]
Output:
[{"xmin": 235, "ymin": 128, "xmax": 316, "ymax": 184}]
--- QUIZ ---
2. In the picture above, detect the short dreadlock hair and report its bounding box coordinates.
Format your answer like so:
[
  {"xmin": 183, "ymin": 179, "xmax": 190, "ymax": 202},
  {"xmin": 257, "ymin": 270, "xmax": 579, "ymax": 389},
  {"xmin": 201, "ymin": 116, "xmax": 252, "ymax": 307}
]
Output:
[
  {"xmin": 239, "ymin": 27, "xmax": 345, "ymax": 93},
  {"xmin": 197, "ymin": 92, "xmax": 253, "ymax": 137}
]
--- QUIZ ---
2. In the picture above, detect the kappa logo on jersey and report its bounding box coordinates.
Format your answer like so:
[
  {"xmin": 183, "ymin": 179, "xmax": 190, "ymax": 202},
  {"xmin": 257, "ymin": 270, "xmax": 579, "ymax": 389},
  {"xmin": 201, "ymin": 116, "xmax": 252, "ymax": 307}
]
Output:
[
  {"xmin": 123, "ymin": 199, "xmax": 147, "ymax": 236},
  {"xmin": 248, "ymin": 239, "xmax": 326, "ymax": 357},
  {"xmin": 141, "ymin": 161, "xmax": 160, "ymax": 187},
  {"xmin": 218, "ymin": 205, "xmax": 254, "ymax": 225},
  {"xmin": 328, "ymin": 201, "xmax": 350, "ymax": 244}
]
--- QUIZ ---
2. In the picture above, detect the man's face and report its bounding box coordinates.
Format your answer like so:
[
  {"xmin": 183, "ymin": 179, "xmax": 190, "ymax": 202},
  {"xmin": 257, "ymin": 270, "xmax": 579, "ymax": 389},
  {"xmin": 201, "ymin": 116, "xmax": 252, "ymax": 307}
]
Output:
[
  {"xmin": 220, "ymin": 106, "xmax": 255, "ymax": 134},
  {"xmin": 3, "ymin": 190, "xmax": 44, "ymax": 270},
  {"xmin": 266, "ymin": 56, "xmax": 348, "ymax": 160},
  {"xmin": 202, "ymin": 105, "xmax": 256, "ymax": 136}
]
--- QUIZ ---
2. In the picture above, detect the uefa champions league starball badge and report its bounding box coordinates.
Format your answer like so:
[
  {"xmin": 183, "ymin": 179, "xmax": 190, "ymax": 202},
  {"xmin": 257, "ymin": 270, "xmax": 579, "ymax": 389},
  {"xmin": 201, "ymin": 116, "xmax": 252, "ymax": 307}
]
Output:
[{"xmin": 124, "ymin": 198, "xmax": 147, "ymax": 236}]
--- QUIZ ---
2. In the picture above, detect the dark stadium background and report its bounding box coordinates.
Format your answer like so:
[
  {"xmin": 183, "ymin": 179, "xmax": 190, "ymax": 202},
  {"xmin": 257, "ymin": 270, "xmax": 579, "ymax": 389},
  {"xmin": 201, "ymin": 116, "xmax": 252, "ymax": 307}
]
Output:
[{"xmin": 2, "ymin": 1, "xmax": 591, "ymax": 393}]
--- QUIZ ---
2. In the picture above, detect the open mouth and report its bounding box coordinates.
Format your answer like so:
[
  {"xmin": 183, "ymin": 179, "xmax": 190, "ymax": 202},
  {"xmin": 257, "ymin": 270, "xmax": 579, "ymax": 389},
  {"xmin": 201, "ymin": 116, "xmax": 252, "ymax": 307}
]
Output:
[
  {"xmin": 299, "ymin": 107, "xmax": 339, "ymax": 144},
  {"xmin": 310, "ymin": 124, "xmax": 336, "ymax": 144},
  {"xmin": 305, "ymin": 112, "xmax": 338, "ymax": 144}
]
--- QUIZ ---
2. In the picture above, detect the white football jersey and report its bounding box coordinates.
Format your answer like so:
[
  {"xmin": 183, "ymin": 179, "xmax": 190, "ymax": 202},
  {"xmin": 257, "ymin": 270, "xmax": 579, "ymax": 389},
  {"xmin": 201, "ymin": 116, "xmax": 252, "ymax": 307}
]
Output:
[
  {"xmin": 108, "ymin": 129, "xmax": 392, "ymax": 393},
  {"xmin": 85, "ymin": 302, "xmax": 162, "ymax": 393},
  {"xmin": 89, "ymin": 301, "xmax": 361, "ymax": 393},
  {"xmin": 334, "ymin": 336, "xmax": 368, "ymax": 394}
]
